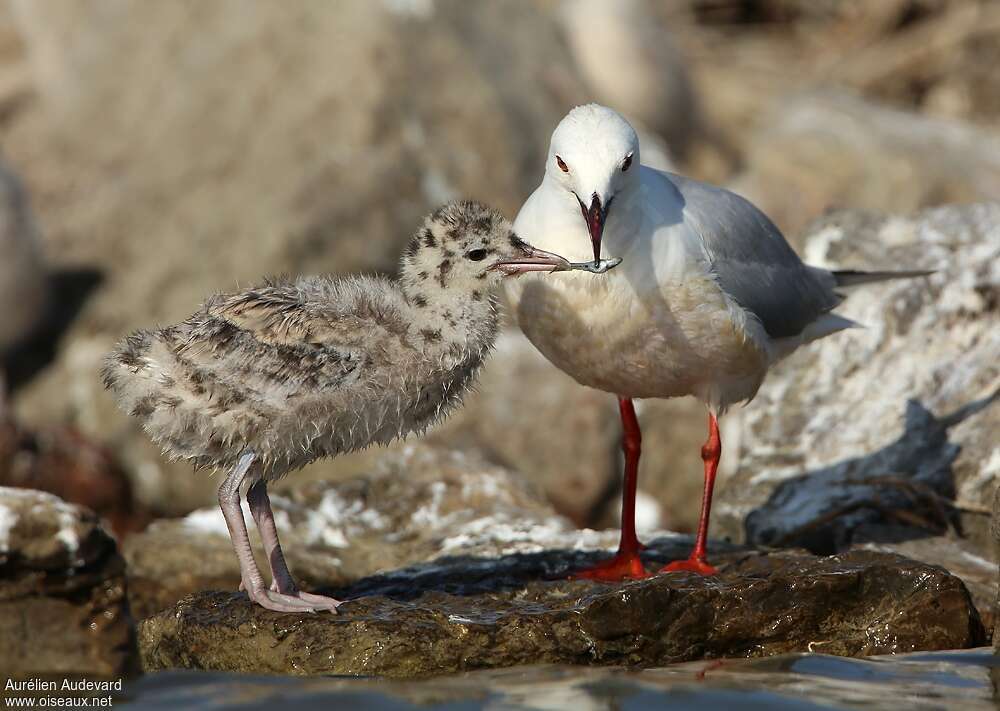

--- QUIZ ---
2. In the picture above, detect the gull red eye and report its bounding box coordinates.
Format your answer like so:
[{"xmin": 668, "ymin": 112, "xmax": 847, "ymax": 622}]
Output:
[
  {"xmin": 622, "ymin": 153, "xmax": 633, "ymax": 172},
  {"xmin": 556, "ymin": 155, "xmax": 569, "ymax": 173}
]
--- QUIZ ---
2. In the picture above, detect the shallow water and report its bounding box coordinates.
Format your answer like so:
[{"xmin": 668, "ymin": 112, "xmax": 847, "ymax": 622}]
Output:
[{"xmin": 121, "ymin": 648, "xmax": 998, "ymax": 710}]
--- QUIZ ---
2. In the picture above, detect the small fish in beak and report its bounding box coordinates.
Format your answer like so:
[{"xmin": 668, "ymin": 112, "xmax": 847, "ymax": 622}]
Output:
[{"xmin": 490, "ymin": 243, "xmax": 621, "ymax": 277}]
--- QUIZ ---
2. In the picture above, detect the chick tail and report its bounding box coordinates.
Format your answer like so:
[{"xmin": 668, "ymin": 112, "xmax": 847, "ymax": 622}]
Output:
[
  {"xmin": 102, "ymin": 331, "xmax": 152, "ymax": 393},
  {"xmin": 831, "ymin": 269, "xmax": 934, "ymax": 287}
]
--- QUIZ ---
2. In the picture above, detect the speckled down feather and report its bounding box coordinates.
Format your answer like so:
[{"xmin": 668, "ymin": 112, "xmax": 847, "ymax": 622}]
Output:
[{"xmin": 102, "ymin": 202, "xmax": 517, "ymax": 481}]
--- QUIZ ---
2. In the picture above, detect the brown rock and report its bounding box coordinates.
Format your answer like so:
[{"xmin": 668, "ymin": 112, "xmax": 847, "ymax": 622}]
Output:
[
  {"xmin": 856, "ymin": 533, "xmax": 997, "ymax": 638},
  {"xmin": 0, "ymin": 487, "xmax": 137, "ymax": 676},
  {"xmin": 730, "ymin": 92, "xmax": 1000, "ymax": 240},
  {"xmin": 138, "ymin": 549, "xmax": 984, "ymax": 677},
  {"xmin": 830, "ymin": 2, "xmax": 1000, "ymax": 126},
  {"xmin": 558, "ymin": 0, "xmax": 701, "ymax": 162},
  {"xmin": 0, "ymin": 419, "xmax": 149, "ymax": 538}
]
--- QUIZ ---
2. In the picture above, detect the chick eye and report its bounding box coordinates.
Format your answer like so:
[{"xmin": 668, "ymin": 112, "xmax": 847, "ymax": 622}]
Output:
[
  {"xmin": 622, "ymin": 153, "xmax": 633, "ymax": 172},
  {"xmin": 556, "ymin": 155, "xmax": 569, "ymax": 173},
  {"xmin": 466, "ymin": 249, "xmax": 489, "ymax": 262}
]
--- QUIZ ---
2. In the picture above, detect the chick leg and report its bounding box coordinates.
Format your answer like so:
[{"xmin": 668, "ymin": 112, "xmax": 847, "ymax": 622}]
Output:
[
  {"xmin": 218, "ymin": 452, "xmax": 318, "ymax": 612},
  {"xmin": 246, "ymin": 480, "xmax": 341, "ymax": 612}
]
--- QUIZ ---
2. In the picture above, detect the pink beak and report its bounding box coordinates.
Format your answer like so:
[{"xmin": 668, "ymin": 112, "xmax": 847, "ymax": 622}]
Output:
[{"xmin": 489, "ymin": 245, "xmax": 571, "ymax": 277}]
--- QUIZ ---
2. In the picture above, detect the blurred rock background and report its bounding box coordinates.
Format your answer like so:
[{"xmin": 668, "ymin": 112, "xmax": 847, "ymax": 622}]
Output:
[{"xmin": 0, "ymin": 0, "xmax": 996, "ymax": 568}]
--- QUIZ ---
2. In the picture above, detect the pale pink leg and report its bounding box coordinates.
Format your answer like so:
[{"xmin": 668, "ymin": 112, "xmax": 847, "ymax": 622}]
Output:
[
  {"xmin": 247, "ymin": 479, "xmax": 341, "ymax": 612},
  {"xmin": 218, "ymin": 452, "xmax": 321, "ymax": 613}
]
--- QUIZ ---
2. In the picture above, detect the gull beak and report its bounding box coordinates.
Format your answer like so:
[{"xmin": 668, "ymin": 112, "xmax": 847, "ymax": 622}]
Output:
[
  {"xmin": 578, "ymin": 194, "xmax": 610, "ymax": 263},
  {"xmin": 489, "ymin": 245, "xmax": 572, "ymax": 277}
]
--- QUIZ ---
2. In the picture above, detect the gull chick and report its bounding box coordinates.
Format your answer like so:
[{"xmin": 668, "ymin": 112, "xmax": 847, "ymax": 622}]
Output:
[
  {"xmin": 507, "ymin": 104, "xmax": 930, "ymax": 580},
  {"xmin": 103, "ymin": 201, "xmax": 577, "ymax": 613}
]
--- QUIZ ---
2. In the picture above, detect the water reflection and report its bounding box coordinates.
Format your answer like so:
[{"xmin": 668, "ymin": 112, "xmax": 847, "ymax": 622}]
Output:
[{"xmin": 122, "ymin": 648, "xmax": 998, "ymax": 710}]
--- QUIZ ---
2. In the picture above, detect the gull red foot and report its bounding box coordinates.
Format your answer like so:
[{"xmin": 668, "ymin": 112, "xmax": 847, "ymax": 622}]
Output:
[
  {"xmin": 570, "ymin": 549, "xmax": 650, "ymax": 581},
  {"xmin": 659, "ymin": 557, "xmax": 718, "ymax": 576}
]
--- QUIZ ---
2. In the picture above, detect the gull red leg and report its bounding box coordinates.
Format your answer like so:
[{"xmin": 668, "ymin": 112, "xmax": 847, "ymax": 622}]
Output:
[
  {"xmin": 571, "ymin": 397, "xmax": 649, "ymax": 581},
  {"xmin": 661, "ymin": 412, "xmax": 721, "ymax": 575}
]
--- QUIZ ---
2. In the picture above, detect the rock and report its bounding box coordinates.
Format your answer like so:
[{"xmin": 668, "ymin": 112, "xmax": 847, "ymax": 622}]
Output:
[
  {"xmin": 829, "ymin": 2, "xmax": 1000, "ymax": 127},
  {"xmin": 3, "ymin": 0, "xmax": 589, "ymax": 515},
  {"xmin": 855, "ymin": 534, "xmax": 997, "ymax": 638},
  {"xmin": 730, "ymin": 92, "xmax": 1000, "ymax": 240},
  {"xmin": 559, "ymin": 0, "xmax": 699, "ymax": 162},
  {"xmin": 993, "ymin": 484, "xmax": 1000, "ymax": 650},
  {"xmin": 714, "ymin": 204, "xmax": 1000, "ymax": 564},
  {"xmin": 0, "ymin": 157, "xmax": 46, "ymax": 365},
  {"xmin": 138, "ymin": 549, "xmax": 984, "ymax": 677},
  {"xmin": 0, "ymin": 487, "xmax": 136, "ymax": 676},
  {"xmin": 0, "ymin": 418, "xmax": 149, "ymax": 538}
]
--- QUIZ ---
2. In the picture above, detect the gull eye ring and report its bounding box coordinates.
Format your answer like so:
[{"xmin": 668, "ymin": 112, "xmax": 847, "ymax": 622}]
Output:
[
  {"xmin": 556, "ymin": 155, "xmax": 569, "ymax": 173},
  {"xmin": 622, "ymin": 153, "xmax": 633, "ymax": 172}
]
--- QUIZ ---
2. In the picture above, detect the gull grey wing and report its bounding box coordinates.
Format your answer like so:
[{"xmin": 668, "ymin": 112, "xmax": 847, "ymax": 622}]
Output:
[{"xmin": 666, "ymin": 173, "xmax": 841, "ymax": 339}]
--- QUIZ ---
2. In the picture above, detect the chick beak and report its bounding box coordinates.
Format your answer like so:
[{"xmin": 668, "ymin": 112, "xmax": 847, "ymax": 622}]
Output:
[
  {"xmin": 489, "ymin": 244, "xmax": 572, "ymax": 277},
  {"xmin": 578, "ymin": 194, "xmax": 610, "ymax": 262}
]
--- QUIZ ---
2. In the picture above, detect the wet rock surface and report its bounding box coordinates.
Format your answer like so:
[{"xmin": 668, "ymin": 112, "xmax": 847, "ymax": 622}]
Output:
[
  {"xmin": 715, "ymin": 204, "xmax": 1000, "ymax": 566},
  {"xmin": 855, "ymin": 533, "xmax": 997, "ymax": 637},
  {"xmin": 0, "ymin": 487, "xmax": 136, "ymax": 676},
  {"xmin": 138, "ymin": 549, "xmax": 984, "ymax": 677}
]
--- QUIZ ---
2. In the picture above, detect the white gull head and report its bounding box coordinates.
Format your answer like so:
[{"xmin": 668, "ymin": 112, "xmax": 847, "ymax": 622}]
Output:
[{"xmin": 545, "ymin": 104, "xmax": 641, "ymax": 261}]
